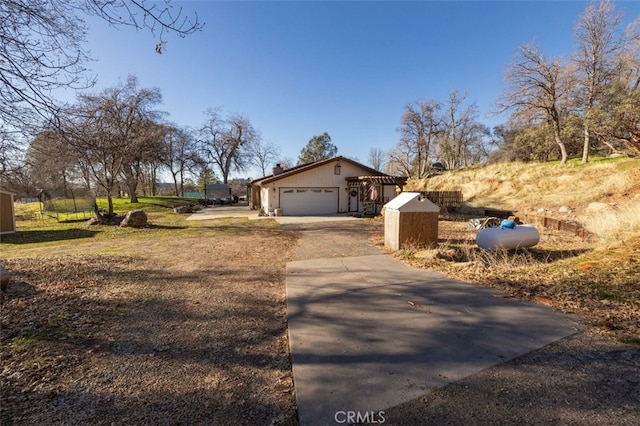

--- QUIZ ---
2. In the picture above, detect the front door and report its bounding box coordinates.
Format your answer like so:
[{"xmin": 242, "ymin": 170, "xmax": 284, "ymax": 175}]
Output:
[{"xmin": 349, "ymin": 188, "xmax": 359, "ymax": 212}]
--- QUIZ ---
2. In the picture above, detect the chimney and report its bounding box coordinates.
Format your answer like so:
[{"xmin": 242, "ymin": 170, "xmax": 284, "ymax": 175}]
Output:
[{"xmin": 272, "ymin": 164, "xmax": 284, "ymax": 175}]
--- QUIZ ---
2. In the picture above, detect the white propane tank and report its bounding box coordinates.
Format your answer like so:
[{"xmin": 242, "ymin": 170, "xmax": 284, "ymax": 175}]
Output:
[{"xmin": 476, "ymin": 225, "xmax": 540, "ymax": 250}]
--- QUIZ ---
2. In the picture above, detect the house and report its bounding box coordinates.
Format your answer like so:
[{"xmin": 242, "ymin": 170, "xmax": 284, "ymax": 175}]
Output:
[
  {"xmin": 0, "ymin": 189, "xmax": 16, "ymax": 235},
  {"xmin": 249, "ymin": 156, "xmax": 407, "ymax": 216}
]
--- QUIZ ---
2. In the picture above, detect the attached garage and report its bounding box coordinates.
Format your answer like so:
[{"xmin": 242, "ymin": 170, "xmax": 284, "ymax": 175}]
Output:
[
  {"xmin": 280, "ymin": 188, "xmax": 339, "ymax": 215},
  {"xmin": 249, "ymin": 156, "xmax": 406, "ymax": 216}
]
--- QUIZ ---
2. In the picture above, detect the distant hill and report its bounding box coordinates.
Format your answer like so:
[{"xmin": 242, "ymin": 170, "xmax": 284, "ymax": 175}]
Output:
[{"xmin": 406, "ymin": 156, "xmax": 640, "ymax": 240}]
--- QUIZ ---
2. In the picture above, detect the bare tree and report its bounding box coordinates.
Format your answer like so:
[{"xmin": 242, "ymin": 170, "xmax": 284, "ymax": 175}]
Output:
[
  {"xmin": 498, "ymin": 43, "xmax": 575, "ymax": 164},
  {"xmin": 394, "ymin": 99, "xmax": 442, "ymax": 178},
  {"xmin": 0, "ymin": 0, "xmax": 201, "ymax": 186},
  {"xmin": 588, "ymin": 14, "xmax": 640, "ymax": 155},
  {"xmin": 163, "ymin": 125, "xmax": 201, "ymax": 196},
  {"xmin": 573, "ymin": 0, "xmax": 624, "ymax": 163},
  {"xmin": 199, "ymin": 109, "xmax": 258, "ymax": 184},
  {"xmin": 24, "ymin": 130, "xmax": 81, "ymax": 196},
  {"xmin": 368, "ymin": 147, "xmax": 386, "ymax": 171},
  {"xmin": 385, "ymin": 146, "xmax": 414, "ymax": 178},
  {"xmin": 64, "ymin": 76, "xmax": 163, "ymax": 220},
  {"xmin": 440, "ymin": 91, "xmax": 490, "ymax": 168},
  {"xmin": 248, "ymin": 139, "xmax": 281, "ymax": 177}
]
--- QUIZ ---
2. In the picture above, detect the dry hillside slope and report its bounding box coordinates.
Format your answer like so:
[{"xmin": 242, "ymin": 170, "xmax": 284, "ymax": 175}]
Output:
[{"xmin": 408, "ymin": 156, "xmax": 640, "ymax": 240}]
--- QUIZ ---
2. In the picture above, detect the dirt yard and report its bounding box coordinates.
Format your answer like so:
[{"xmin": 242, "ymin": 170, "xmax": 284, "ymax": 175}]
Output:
[
  {"xmin": 1, "ymin": 222, "xmax": 300, "ymax": 425},
  {"xmin": 1, "ymin": 217, "xmax": 639, "ymax": 425}
]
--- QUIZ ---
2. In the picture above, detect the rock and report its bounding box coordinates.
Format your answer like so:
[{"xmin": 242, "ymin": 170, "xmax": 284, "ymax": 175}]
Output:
[
  {"xmin": 0, "ymin": 264, "xmax": 10, "ymax": 291},
  {"xmin": 120, "ymin": 209, "xmax": 148, "ymax": 228},
  {"xmin": 86, "ymin": 217, "xmax": 101, "ymax": 226},
  {"xmin": 437, "ymin": 249, "xmax": 462, "ymax": 262},
  {"xmin": 414, "ymin": 249, "xmax": 438, "ymax": 259},
  {"xmin": 586, "ymin": 202, "xmax": 613, "ymax": 213},
  {"xmin": 173, "ymin": 205, "xmax": 193, "ymax": 214},
  {"xmin": 558, "ymin": 206, "xmax": 572, "ymax": 214}
]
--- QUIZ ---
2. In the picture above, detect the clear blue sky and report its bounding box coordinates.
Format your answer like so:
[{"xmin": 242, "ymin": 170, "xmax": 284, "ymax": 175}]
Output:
[{"xmin": 67, "ymin": 0, "xmax": 639, "ymax": 179}]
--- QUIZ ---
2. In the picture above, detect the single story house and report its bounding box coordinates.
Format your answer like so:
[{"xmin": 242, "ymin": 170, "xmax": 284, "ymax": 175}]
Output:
[
  {"xmin": 0, "ymin": 189, "xmax": 16, "ymax": 235},
  {"xmin": 249, "ymin": 156, "xmax": 407, "ymax": 216}
]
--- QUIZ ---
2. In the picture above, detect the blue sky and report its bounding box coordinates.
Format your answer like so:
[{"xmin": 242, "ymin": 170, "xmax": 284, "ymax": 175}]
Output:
[{"xmin": 68, "ymin": 0, "xmax": 639, "ymax": 179}]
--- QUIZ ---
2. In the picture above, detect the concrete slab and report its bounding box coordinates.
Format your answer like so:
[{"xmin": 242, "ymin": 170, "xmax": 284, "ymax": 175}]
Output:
[
  {"xmin": 186, "ymin": 205, "xmax": 259, "ymax": 221},
  {"xmin": 286, "ymin": 254, "xmax": 580, "ymax": 426},
  {"xmin": 187, "ymin": 207, "xmax": 362, "ymax": 225}
]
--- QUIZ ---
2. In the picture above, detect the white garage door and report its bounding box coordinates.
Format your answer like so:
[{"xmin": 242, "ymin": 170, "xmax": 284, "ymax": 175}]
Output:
[{"xmin": 280, "ymin": 188, "xmax": 339, "ymax": 215}]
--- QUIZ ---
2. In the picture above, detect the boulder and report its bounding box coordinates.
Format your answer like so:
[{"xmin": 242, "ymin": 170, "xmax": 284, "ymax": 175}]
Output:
[
  {"xmin": 0, "ymin": 264, "xmax": 10, "ymax": 291},
  {"xmin": 586, "ymin": 202, "xmax": 613, "ymax": 213},
  {"xmin": 173, "ymin": 204, "xmax": 193, "ymax": 214},
  {"xmin": 120, "ymin": 209, "xmax": 148, "ymax": 228}
]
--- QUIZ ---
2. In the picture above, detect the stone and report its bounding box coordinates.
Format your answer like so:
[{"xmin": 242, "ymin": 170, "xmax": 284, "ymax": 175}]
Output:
[
  {"xmin": 0, "ymin": 264, "xmax": 10, "ymax": 291},
  {"xmin": 86, "ymin": 217, "xmax": 101, "ymax": 226},
  {"xmin": 558, "ymin": 206, "xmax": 572, "ymax": 214},
  {"xmin": 173, "ymin": 205, "xmax": 193, "ymax": 214},
  {"xmin": 120, "ymin": 209, "xmax": 148, "ymax": 228},
  {"xmin": 586, "ymin": 202, "xmax": 613, "ymax": 213}
]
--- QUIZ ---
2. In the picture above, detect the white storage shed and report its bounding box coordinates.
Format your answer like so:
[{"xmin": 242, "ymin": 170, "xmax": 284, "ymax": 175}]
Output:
[{"xmin": 384, "ymin": 192, "xmax": 440, "ymax": 250}]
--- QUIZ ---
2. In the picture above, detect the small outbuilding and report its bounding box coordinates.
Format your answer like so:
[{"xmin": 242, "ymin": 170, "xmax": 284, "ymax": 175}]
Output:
[
  {"xmin": 384, "ymin": 192, "xmax": 439, "ymax": 250},
  {"xmin": 0, "ymin": 189, "xmax": 16, "ymax": 235}
]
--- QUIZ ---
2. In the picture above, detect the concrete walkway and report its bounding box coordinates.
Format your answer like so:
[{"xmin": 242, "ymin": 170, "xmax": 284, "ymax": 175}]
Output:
[{"xmin": 286, "ymin": 253, "xmax": 580, "ymax": 426}]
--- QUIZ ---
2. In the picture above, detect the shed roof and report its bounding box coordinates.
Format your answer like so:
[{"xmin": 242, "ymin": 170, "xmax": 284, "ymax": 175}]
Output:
[{"xmin": 384, "ymin": 192, "xmax": 440, "ymax": 212}]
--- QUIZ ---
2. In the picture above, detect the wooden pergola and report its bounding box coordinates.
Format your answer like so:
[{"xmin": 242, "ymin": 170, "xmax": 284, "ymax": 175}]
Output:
[{"xmin": 345, "ymin": 175, "xmax": 407, "ymax": 215}]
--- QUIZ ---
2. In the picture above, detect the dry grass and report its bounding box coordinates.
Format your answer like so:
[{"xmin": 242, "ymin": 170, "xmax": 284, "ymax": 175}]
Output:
[
  {"xmin": 399, "ymin": 156, "xmax": 640, "ymax": 343},
  {"xmin": 0, "ymin": 217, "xmax": 300, "ymax": 425},
  {"xmin": 415, "ymin": 156, "xmax": 640, "ymax": 218},
  {"xmin": 386, "ymin": 217, "xmax": 640, "ymax": 344}
]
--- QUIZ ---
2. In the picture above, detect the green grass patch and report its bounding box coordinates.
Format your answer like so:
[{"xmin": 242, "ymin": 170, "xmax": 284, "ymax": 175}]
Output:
[{"xmin": 23, "ymin": 356, "xmax": 52, "ymax": 368}]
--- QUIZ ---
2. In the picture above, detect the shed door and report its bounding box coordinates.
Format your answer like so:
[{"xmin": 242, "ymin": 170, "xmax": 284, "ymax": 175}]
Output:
[{"xmin": 280, "ymin": 188, "xmax": 338, "ymax": 215}]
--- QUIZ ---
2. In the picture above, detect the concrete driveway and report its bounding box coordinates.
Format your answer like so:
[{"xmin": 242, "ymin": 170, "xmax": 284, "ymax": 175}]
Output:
[
  {"xmin": 186, "ymin": 205, "xmax": 363, "ymax": 225},
  {"xmin": 285, "ymin": 222, "xmax": 581, "ymax": 426}
]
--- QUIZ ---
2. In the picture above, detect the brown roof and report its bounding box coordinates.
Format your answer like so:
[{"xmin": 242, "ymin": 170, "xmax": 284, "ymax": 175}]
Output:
[{"xmin": 251, "ymin": 156, "xmax": 390, "ymax": 185}]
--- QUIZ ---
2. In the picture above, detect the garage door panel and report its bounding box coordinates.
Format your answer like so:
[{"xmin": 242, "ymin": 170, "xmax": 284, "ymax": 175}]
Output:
[{"xmin": 280, "ymin": 188, "xmax": 338, "ymax": 215}]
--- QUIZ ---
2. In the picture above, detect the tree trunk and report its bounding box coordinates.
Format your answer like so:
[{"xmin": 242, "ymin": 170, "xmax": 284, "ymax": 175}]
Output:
[
  {"xmin": 553, "ymin": 121, "xmax": 568, "ymax": 165},
  {"xmin": 122, "ymin": 164, "xmax": 139, "ymax": 203},
  {"xmin": 582, "ymin": 121, "xmax": 590, "ymax": 163}
]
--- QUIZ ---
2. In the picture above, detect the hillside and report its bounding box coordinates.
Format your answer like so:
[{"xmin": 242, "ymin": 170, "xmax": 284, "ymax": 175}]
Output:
[{"xmin": 407, "ymin": 156, "xmax": 640, "ymax": 240}]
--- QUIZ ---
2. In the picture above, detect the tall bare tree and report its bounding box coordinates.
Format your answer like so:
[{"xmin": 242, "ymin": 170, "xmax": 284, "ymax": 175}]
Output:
[
  {"xmin": 573, "ymin": 0, "xmax": 624, "ymax": 163},
  {"xmin": 367, "ymin": 147, "xmax": 386, "ymax": 171},
  {"xmin": 394, "ymin": 99, "xmax": 442, "ymax": 178},
  {"xmin": 199, "ymin": 109, "xmax": 258, "ymax": 184},
  {"xmin": 163, "ymin": 125, "xmax": 201, "ymax": 196},
  {"xmin": 248, "ymin": 139, "xmax": 281, "ymax": 177},
  {"xmin": 437, "ymin": 91, "xmax": 488, "ymax": 169},
  {"xmin": 64, "ymin": 76, "xmax": 163, "ymax": 220},
  {"xmin": 0, "ymin": 0, "xmax": 201, "ymax": 186},
  {"xmin": 25, "ymin": 130, "xmax": 81, "ymax": 197},
  {"xmin": 498, "ymin": 43, "xmax": 575, "ymax": 164},
  {"xmin": 587, "ymin": 12, "xmax": 640, "ymax": 155}
]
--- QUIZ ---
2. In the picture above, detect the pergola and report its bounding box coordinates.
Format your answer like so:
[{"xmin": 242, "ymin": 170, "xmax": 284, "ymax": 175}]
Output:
[{"xmin": 345, "ymin": 175, "xmax": 408, "ymax": 215}]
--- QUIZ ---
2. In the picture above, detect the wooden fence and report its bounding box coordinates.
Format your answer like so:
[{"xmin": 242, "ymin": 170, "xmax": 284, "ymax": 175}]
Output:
[
  {"xmin": 483, "ymin": 208, "xmax": 593, "ymax": 240},
  {"xmin": 419, "ymin": 191, "xmax": 463, "ymax": 207}
]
